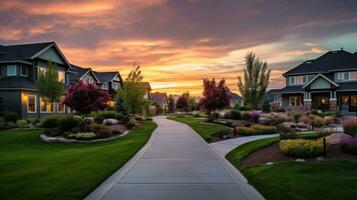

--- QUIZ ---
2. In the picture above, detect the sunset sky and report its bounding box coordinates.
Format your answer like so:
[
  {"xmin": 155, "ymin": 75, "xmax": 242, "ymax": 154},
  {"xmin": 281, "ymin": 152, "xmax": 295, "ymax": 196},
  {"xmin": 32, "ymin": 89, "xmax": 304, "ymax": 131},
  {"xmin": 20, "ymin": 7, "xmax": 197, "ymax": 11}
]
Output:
[{"xmin": 1, "ymin": 0, "xmax": 357, "ymax": 96}]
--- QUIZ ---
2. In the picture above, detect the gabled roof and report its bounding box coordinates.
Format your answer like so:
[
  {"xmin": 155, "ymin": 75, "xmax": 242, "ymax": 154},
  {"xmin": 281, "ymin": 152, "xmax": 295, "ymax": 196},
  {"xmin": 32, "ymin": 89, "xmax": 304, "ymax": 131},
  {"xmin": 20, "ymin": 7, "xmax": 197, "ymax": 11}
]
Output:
[
  {"xmin": 69, "ymin": 64, "xmax": 100, "ymax": 83},
  {"xmin": 284, "ymin": 50, "xmax": 357, "ymax": 76},
  {"xmin": 303, "ymin": 73, "xmax": 339, "ymax": 88},
  {"xmin": 0, "ymin": 42, "xmax": 72, "ymax": 69},
  {"xmin": 94, "ymin": 71, "xmax": 123, "ymax": 84},
  {"xmin": 149, "ymin": 92, "xmax": 168, "ymax": 105},
  {"xmin": 228, "ymin": 92, "xmax": 242, "ymax": 101}
]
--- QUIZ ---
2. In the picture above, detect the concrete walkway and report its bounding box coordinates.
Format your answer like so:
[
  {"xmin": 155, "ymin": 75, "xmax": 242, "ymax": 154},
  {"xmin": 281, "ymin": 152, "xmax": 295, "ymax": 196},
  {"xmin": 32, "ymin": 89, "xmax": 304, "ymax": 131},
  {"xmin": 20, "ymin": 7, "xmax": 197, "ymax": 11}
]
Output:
[
  {"xmin": 209, "ymin": 134, "xmax": 279, "ymax": 157},
  {"xmin": 85, "ymin": 116, "xmax": 264, "ymax": 200}
]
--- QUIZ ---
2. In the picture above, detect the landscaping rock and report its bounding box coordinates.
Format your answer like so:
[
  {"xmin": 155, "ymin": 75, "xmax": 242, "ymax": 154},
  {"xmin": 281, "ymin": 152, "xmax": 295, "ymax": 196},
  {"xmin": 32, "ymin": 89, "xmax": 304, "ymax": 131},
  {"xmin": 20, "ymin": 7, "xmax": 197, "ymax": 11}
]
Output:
[
  {"xmin": 295, "ymin": 158, "xmax": 306, "ymax": 162},
  {"xmin": 258, "ymin": 117, "xmax": 271, "ymax": 125},
  {"xmin": 327, "ymin": 133, "xmax": 352, "ymax": 145},
  {"xmin": 103, "ymin": 118, "xmax": 119, "ymax": 125},
  {"xmin": 317, "ymin": 157, "xmax": 325, "ymax": 162},
  {"xmin": 266, "ymin": 162, "xmax": 274, "ymax": 166}
]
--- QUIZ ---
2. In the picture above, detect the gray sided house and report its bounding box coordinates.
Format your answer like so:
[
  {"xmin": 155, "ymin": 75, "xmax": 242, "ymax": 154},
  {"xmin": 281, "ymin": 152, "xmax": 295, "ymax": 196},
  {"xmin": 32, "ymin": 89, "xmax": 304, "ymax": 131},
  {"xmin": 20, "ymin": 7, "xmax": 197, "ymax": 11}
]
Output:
[
  {"xmin": 0, "ymin": 42, "xmax": 72, "ymax": 119},
  {"xmin": 270, "ymin": 49, "xmax": 357, "ymax": 114},
  {"xmin": 69, "ymin": 64, "xmax": 102, "ymax": 88},
  {"xmin": 94, "ymin": 71, "xmax": 123, "ymax": 96}
]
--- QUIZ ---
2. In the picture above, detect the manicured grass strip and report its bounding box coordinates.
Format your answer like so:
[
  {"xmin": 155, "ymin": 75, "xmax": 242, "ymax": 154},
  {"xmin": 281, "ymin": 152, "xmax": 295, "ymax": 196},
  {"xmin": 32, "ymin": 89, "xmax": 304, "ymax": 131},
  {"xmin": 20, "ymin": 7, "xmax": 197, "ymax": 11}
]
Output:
[
  {"xmin": 0, "ymin": 121, "xmax": 157, "ymax": 200},
  {"xmin": 242, "ymin": 161, "xmax": 357, "ymax": 200},
  {"xmin": 226, "ymin": 137, "xmax": 279, "ymax": 168},
  {"xmin": 168, "ymin": 116, "xmax": 229, "ymax": 141}
]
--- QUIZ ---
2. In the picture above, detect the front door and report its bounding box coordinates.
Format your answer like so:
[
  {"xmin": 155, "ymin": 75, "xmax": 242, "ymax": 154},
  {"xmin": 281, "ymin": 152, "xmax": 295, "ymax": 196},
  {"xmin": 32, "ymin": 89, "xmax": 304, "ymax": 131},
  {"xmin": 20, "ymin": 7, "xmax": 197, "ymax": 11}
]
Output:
[{"xmin": 312, "ymin": 93, "xmax": 330, "ymax": 111}]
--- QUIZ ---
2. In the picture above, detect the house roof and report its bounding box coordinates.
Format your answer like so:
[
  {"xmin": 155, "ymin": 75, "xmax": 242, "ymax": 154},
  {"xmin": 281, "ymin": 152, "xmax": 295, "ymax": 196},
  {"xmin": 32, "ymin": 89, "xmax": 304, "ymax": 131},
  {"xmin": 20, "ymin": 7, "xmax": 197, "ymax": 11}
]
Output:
[
  {"xmin": 0, "ymin": 42, "xmax": 72, "ymax": 68},
  {"xmin": 94, "ymin": 71, "xmax": 123, "ymax": 84},
  {"xmin": 149, "ymin": 92, "xmax": 168, "ymax": 105},
  {"xmin": 228, "ymin": 92, "xmax": 242, "ymax": 101},
  {"xmin": 284, "ymin": 50, "xmax": 357, "ymax": 76},
  {"xmin": 278, "ymin": 85, "xmax": 305, "ymax": 94},
  {"xmin": 337, "ymin": 82, "xmax": 357, "ymax": 91},
  {"xmin": 69, "ymin": 64, "xmax": 100, "ymax": 83},
  {"xmin": 0, "ymin": 76, "xmax": 37, "ymax": 90}
]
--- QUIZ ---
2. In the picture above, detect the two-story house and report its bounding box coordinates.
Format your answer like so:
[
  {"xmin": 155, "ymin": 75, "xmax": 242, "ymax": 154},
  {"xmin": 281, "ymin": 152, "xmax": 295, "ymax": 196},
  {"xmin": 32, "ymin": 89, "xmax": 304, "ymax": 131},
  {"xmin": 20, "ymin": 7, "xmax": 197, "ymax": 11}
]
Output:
[
  {"xmin": 270, "ymin": 49, "xmax": 357, "ymax": 114},
  {"xmin": 94, "ymin": 71, "xmax": 123, "ymax": 95},
  {"xmin": 69, "ymin": 64, "xmax": 102, "ymax": 87},
  {"xmin": 0, "ymin": 42, "xmax": 72, "ymax": 119}
]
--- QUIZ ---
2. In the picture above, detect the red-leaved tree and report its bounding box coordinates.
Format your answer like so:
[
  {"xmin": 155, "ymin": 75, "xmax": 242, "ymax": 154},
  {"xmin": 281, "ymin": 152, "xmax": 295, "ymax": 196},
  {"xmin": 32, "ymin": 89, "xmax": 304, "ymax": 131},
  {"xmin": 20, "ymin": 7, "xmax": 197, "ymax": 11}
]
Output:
[
  {"xmin": 176, "ymin": 93, "xmax": 190, "ymax": 112},
  {"xmin": 63, "ymin": 81, "xmax": 111, "ymax": 114},
  {"xmin": 199, "ymin": 78, "xmax": 231, "ymax": 114}
]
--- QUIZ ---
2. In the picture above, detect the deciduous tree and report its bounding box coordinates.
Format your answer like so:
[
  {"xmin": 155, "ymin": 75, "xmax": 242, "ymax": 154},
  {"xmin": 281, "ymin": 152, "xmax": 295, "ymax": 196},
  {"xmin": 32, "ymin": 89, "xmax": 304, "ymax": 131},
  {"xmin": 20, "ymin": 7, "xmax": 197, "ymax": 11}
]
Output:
[
  {"xmin": 199, "ymin": 78, "xmax": 231, "ymax": 114},
  {"xmin": 63, "ymin": 80, "xmax": 111, "ymax": 114},
  {"xmin": 237, "ymin": 52, "xmax": 271, "ymax": 110},
  {"xmin": 176, "ymin": 93, "xmax": 190, "ymax": 112},
  {"xmin": 168, "ymin": 95, "xmax": 175, "ymax": 113}
]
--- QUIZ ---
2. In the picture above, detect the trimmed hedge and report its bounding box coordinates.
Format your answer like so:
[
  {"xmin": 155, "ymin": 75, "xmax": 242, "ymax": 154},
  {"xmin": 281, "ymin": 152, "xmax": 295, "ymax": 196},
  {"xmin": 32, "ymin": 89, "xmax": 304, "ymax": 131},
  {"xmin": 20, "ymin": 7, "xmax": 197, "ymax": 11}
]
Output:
[
  {"xmin": 279, "ymin": 139, "xmax": 324, "ymax": 158},
  {"xmin": 235, "ymin": 124, "xmax": 276, "ymax": 136}
]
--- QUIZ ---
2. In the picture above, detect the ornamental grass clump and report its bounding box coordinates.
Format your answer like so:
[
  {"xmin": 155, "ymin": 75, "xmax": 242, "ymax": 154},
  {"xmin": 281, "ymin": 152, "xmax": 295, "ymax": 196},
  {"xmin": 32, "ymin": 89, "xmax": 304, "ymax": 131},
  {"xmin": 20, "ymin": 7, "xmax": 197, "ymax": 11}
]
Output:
[
  {"xmin": 279, "ymin": 139, "xmax": 324, "ymax": 158},
  {"xmin": 235, "ymin": 124, "xmax": 276, "ymax": 136},
  {"xmin": 342, "ymin": 118, "xmax": 357, "ymax": 136}
]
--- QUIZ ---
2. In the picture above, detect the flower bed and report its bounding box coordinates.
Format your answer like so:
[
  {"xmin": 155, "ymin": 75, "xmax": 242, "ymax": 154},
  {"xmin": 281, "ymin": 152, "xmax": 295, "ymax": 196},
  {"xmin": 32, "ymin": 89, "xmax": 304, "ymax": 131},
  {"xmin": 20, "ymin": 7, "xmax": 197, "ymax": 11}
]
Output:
[{"xmin": 279, "ymin": 139, "xmax": 324, "ymax": 158}]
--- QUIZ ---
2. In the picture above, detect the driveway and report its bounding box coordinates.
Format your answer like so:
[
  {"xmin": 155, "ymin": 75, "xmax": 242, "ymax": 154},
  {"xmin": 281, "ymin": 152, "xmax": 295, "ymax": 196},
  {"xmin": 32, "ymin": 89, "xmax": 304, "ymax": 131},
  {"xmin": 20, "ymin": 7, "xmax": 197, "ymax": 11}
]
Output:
[{"xmin": 85, "ymin": 116, "xmax": 264, "ymax": 200}]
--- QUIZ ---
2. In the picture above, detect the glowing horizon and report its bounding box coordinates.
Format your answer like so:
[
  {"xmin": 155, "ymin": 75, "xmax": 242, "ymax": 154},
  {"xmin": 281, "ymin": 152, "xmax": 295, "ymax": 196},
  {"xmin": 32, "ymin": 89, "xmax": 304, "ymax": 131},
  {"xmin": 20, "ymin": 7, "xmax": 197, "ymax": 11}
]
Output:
[{"xmin": 1, "ymin": 0, "xmax": 357, "ymax": 96}]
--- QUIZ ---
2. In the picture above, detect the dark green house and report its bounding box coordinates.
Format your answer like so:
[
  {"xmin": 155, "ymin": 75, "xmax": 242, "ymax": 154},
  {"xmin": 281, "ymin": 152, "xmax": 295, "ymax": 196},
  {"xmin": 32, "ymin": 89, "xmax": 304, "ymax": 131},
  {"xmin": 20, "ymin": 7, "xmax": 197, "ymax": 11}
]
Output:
[
  {"xmin": 0, "ymin": 42, "xmax": 72, "ymax": 119},
  {"xmin": 270, "ymin": 49, "xmax": 357, "ymax": 114}
]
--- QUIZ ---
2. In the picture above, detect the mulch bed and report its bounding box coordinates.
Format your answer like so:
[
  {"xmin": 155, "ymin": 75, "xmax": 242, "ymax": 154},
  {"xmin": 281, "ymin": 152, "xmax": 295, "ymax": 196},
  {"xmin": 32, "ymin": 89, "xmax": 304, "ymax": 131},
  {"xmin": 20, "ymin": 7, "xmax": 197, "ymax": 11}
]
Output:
[
  {"xmin": 106, "ymin": 124, "xmax": 128, "ymax": 133},
  {"xmin": 240, "ymin": 143, "xmax": 357, "ymax": 169}
]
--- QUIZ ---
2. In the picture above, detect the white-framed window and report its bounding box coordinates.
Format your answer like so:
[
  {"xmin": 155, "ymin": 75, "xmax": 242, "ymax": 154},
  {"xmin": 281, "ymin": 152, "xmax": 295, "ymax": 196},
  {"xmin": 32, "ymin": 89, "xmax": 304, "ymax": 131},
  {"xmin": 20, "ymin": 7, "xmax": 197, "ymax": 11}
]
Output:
[
  {"xmin": 102, "ymin": 82, "xmax": 108, "ymax": 89},
  {"xmin": 58, "ymin": 71, "xmax": 65, "ymax": 83},
  {"xmin": 37, "ymin": 66, "xmax": 47, "ymax": 77},
  {"xmin": 40, "ymin": 97, "xmax": 54, "ymax": 113},
  {"xmin": 57, "ymin": 103, "xmax": 65, "ymax": 113},
  {"xmin": 27, "ymin": 95, "xmax": 37, "ymax": 113},
  {"xmin": 7, "ymin": 65, "xmax": 17, "ymax": 76},
  {"xmin": 88, "ymin": 76, "xmax": 94, "ymax": 84},
  {"xmin": 337, "ymin": 72, "xmax": 344, "ymax": 80},
  {"xmin": 113, "ymin": 82, "xmax": 118, "ymax": 89},
  {"xmin": 20, "ymin": 66, "xmax": 28, "ymax": 77}
]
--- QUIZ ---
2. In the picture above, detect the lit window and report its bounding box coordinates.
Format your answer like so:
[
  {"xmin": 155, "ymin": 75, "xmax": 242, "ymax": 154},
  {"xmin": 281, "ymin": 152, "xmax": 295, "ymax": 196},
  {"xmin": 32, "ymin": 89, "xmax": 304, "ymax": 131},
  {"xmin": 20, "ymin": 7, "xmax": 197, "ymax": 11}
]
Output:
[
  {"xmin": 28, "ymin": 95, "xmax": 37, "ymax": 113},
  {"xmin": 37, "ymin": 67, "xmax": 47, "ymax": 77},
  {"xmin": 294, "ymin": 76, "xmax": 303, "ymax": 84},
  {"xmin": 7, "ymin": 65, "xmax": 17, "ymax": 76},
  {"xmin": 57, "ymin": 103, "xmax": 65, "ymax": 113},
  {"xmin": 20, "ymin": 66, "xmax": 28, "ymax": 77},
  {"xmin": 58, "ymin": 71, "xmax": 65, "ymax": 83},
  {"xmin": 40, "ymin": 97, "xmax": 54, "ymax": 112},
  {"xmin": 289, "ymin": 96, "xmax": 302, "ymax": 106}
]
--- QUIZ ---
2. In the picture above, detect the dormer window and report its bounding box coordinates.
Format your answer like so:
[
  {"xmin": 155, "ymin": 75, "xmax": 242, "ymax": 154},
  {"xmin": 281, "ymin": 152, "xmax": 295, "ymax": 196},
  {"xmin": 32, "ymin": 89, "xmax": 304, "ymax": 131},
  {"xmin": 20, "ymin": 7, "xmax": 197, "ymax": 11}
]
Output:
[{"xmin": 7, "ymin": 65, "xmax": 16, "ymax": 76}]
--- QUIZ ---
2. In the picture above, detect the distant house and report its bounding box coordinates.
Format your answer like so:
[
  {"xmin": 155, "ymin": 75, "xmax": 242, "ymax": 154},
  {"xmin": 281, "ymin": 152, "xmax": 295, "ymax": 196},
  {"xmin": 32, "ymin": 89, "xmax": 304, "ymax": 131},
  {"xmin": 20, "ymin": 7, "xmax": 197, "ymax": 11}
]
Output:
[
  {"xmin": 149, "ymin": 92, "xmax": 168, "ymax": 113},
  {"xmin": 69, "ymin": 64, "xmax": 101, "ymax": 87},
  {"xmin": 94, "ymin": 71, "xmax": 123, "ymax": 95},
  {"xmin": 270, "ymin": 49, "xmax": 357, "ymax": 114},
  {"xmin": 0, "ymin": 42, "xmax": 72, "ymax": 119},
  {"xmin": 229, "ymin": 92, "xmax": 243, "ymax": 107}
]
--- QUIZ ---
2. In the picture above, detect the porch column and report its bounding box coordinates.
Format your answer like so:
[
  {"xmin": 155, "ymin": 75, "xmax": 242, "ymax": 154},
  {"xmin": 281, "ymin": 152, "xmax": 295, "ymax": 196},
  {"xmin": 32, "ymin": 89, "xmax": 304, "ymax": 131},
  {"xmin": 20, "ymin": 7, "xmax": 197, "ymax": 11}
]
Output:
[
  {"xmin": 330, "ymin": 91, "xmax": 337, "ymax": 111},
  {"xmin": 303, "ymin": 92, "xmax": 311, "ymax": 111}
]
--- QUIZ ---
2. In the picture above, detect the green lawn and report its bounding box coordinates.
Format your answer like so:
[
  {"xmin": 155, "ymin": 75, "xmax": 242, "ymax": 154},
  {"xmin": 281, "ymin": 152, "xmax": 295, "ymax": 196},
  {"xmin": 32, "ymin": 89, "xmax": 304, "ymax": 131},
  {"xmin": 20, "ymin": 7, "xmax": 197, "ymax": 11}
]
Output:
[
  {"xmin": 242, "ymin": 161, "xmax": 357, "ymax": 200},
  {"xmin": 225, "ymin": 134, "xmax": 357, "ymax": 200},
  {"xmin": 167, "ymin": 116, "xmax": 229, "ymax": 141},
  {"xmin": 0, "ymin": 121, "xmax": 157, "ymax": 200}
]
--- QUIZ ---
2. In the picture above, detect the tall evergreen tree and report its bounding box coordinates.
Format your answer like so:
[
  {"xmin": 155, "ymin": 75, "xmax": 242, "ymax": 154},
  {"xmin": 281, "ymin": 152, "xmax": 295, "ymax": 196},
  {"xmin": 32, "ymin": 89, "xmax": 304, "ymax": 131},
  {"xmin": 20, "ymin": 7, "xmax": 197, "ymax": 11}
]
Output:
[
  {"xmin": 237, "ymin": 52, "xmax": 271, "ymax": 110},
  {"xmin": 168, "ymin": 95, "xmax": 175, "ymax": 113}
]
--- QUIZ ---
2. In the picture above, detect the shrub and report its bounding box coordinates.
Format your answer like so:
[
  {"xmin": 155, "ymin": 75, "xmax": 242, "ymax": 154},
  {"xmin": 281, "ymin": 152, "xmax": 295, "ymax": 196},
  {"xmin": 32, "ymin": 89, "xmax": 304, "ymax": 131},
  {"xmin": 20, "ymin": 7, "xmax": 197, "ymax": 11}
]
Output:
[
  {"xmin": 276, "ymin": 124, "xmax": 293, "ymax": 134},
  {"xmin": 342, "ymin": 118, "xmax": 357, "ymax": 136},
  {"xmin": 40, "ymin": 116, "xmax": 59, "ymax": 128},
  {"xmin": 67, "ymin": 132, "xmax": 97, "ymax": 140},
  {"xmin": 93, "ymin": 111, "xmax": 121, "ymax": 124},
  {"xmin": 230, "ymin": 110, "xmax": 241, "ymax": 120},
  {"xmin": 111, "ymin": 129, "xmax": 123, "ymax": 135},
  {"xmin": 279, "ymin": 139, "xmax": 324, "ymax": 158},
  {"xmin": 242, "ymin": 112, "xmax": 251, "ymax": 121},
  {"xmin": 44, "ymin": 128, "xmax": 61, "ymax": 137},
  {"xmin": 250, "ymin": 112, "xmax": 260, "ymax": 123},
  {"xmin": 340, "ymin": 143, "xmax": 357, "ymax": 155},
  {"xmin": 120, "ymin": 115, "xmax": 130, "ymax": 124},
  {"xmin": 223, "ymin": 111, "xmax": 231, "ymax": 119},
  {"xmin": 237, "ymin": 106, "xmax": 249, "ymax": 111},
  {"xmin": 126, "ymin": 119, "xmax": 137, "ymax": 129},
  {"xmin": 134, "ymin": 116, "xmax": 144, "ymax": 121},
  {"xmin": 280, "ymin": 132, "xmax": 299, "ymax": 139},
  {"xmin": 97, "ymin": 128, "xmax": 112, "ymax": 138},
  {"xmin": 58, "ymin": 115, "xmax": 82, "ymax": 133},
  {"xmin": 4, "ymin": 112, "xmax": 18, "ymax": 123},
  {"xmin": 313, "ymin": 115, "xmax": 326, "ymax": 128},
  {"xmin": 235, "ymin": 124, "xmax": 276, "ymax": 136},
  {"xmin": 16, "ymin": 120, "xmax": 28, "ymax": 128}
]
